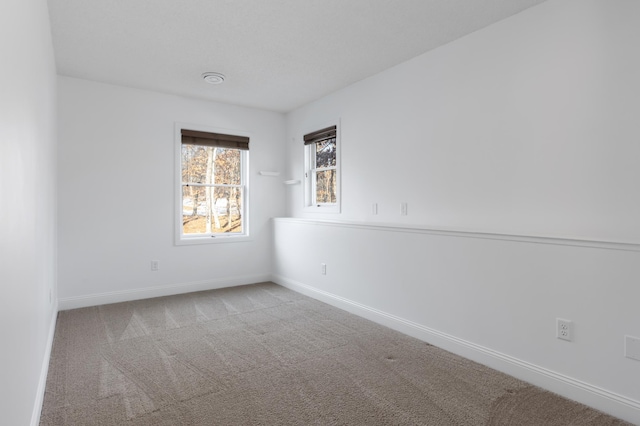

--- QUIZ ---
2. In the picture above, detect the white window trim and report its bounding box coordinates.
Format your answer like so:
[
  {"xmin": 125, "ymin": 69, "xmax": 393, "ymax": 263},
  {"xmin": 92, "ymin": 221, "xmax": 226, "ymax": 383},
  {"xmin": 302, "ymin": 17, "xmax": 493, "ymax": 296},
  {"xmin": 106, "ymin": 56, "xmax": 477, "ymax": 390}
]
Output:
[
  {"xmin": 175, "ymin": 122, "xmax": 251, "ymax": 245},
  {"xmin": 303, "ymin": 120, "xmax": 341, "ymax": 213}
]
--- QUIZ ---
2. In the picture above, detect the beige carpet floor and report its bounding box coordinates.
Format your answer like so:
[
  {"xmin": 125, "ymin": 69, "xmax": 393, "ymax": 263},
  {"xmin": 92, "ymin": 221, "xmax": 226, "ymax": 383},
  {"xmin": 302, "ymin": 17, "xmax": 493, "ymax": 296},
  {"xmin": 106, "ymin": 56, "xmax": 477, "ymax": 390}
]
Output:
[{"xmin": 40, "ymin": 282, "xmax": 631, "ymax": 425}]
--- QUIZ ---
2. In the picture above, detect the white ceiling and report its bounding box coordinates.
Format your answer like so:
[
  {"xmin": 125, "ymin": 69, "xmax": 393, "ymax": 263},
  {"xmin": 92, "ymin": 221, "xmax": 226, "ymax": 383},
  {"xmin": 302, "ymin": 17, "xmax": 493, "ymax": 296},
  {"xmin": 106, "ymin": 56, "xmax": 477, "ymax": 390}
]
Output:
[{"xmin": 48, "ymin": 0, "xmax": 546, "ymax": 113}]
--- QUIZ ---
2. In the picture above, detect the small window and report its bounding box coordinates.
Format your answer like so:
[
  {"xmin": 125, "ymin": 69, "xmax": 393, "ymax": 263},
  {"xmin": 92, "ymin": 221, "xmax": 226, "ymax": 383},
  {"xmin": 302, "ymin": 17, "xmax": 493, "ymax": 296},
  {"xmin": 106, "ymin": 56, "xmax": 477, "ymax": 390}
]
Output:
[
  {"xmin": 304, "ymin": 125, "xmax": 340, "ymax": 212},
  {"xmin": 177, "ymin": 127, "xmax": 249, "ymax": 244}
]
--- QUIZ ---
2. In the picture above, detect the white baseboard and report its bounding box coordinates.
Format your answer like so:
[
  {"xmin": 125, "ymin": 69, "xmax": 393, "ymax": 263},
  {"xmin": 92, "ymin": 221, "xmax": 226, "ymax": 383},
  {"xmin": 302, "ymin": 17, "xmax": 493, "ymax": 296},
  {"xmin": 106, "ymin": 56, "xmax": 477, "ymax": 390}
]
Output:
[
  {"xmin": 272, "ymin": 274, "xmax": 640, "ymax": 425},
  {"xmin": 31, "ymin": 301, "xmax": 58, "ymax": 426},
  {"xmin": 58, "ymin": 274, "xmax": 271, "ymax": 310}
]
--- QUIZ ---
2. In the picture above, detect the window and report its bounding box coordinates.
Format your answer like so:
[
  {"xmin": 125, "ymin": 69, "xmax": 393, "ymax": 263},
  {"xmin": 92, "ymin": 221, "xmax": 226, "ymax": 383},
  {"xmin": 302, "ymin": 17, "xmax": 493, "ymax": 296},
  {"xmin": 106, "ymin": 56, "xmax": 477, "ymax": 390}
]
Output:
[
  {"xmin": 304, "ymin": 125, "xmax": 340, "ymax": 212},
  {"xmin": 177, "ymin": 127, "xmax": 249, "ymax": 243}
]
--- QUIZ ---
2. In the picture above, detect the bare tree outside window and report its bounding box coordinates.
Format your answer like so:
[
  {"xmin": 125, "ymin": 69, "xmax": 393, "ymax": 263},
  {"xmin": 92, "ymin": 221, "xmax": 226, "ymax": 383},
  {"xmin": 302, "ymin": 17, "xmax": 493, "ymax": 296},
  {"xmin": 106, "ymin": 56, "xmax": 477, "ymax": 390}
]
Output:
[
  {"xmin": 313, "ymin": 137, "xmax": 337, "ymax": 204},
  {"xmin": 181, "ymin": 145, "xmax": 243, "ymax": 235}
]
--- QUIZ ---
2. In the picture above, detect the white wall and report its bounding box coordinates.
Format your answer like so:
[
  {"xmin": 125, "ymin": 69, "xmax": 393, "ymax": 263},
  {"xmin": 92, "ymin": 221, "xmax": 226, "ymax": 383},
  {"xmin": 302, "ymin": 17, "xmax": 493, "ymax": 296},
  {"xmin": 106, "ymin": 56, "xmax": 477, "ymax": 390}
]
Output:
[
  {"xmin": 284, "ymin": 0, "xmax": 640, "ymax": 244},
  {"xmin": 0, "ymin": 0, "xmax": 58, "ymax": 424},
  {"xmin": 277, "ymin": 0, "xmax": 640, "ymax": 423},
  {"xmin": 57, "ymin": 77, "xmax": 286, "ymax": 307},
  {"xmin": 273, "ymin": 220, "xmax": 640, "ymax": 423}
]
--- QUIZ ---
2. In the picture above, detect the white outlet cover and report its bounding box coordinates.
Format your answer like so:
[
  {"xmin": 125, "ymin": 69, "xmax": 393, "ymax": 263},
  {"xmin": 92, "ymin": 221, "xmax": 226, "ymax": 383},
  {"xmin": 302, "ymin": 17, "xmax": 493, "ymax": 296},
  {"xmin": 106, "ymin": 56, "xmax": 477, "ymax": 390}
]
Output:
[
  {"xmin": 625, "ymin": 335, "xmax": 640, "ymax": 361},
  {"xmin": 557, "ymin": 318, "xmax": 573, "ymax": 342}
]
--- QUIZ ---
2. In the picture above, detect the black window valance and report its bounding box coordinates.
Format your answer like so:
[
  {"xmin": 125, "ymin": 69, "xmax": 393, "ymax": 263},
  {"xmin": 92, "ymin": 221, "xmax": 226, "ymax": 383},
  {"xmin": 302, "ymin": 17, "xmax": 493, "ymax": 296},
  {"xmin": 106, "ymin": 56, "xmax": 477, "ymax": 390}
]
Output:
[
  {"xmin": 304, "ymin": 126, "xmax": 336, "ymax": 145},
  {"xmin": 181, "ymin": 129, "xmax": 249, "ymax": 150}
]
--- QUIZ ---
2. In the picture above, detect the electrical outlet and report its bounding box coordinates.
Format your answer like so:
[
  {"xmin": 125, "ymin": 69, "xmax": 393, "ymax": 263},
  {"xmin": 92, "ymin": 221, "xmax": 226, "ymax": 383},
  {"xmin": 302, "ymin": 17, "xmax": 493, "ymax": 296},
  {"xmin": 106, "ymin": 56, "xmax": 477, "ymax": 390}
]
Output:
[
  {"xmin": 557, "ymin": 318, "xmax": 573, "ymax": 342},
  {"xmin": 401, "ymin": 202, "xmax": 408, "ymax": 216},
  {"xmin": 625, "ymin": 335, "xmax": 640, "ymax": 361},
  {"xmin": 372, "ymin": 203, "xmax": 378, "ymax": 215},
  {"xmin": 151, "ymin": 260, "xmax": 159, "ymax": 271},
  {"xmin": 320, "ymin": 263, "xmax": 326, "ymax": 275}
]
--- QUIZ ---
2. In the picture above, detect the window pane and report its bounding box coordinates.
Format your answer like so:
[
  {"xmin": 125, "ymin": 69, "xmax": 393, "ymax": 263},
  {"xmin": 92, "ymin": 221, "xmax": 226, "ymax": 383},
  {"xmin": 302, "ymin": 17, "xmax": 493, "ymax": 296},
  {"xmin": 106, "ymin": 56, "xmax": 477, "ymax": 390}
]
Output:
[
  {"xmin": 182, "ymin": 145, "xmax": 209, "ymax": 184},
  {"xmin": 182, "ymin": 186, "xmax": 243, "ymax": 234},
  {"xmin": 213, "ymin": 148, "xmax": 241, "ymax": 185},
  {"xmin": 315, "ymin": 138, "xmax": 336, "ymax": 169},
  {"xmin": 315, "ymin": 170, "xmax": 336, "ymax": 204},
  {"xmin": 181, "ymin": 145, "xmax": 241, "ymax": 185}
]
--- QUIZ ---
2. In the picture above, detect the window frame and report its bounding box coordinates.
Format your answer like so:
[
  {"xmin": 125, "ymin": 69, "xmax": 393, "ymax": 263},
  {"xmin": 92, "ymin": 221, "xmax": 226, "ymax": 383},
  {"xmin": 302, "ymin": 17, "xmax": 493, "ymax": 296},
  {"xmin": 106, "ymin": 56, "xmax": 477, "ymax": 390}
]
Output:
[
  {"xmin": 175, "ymin": 123, "xmax": 251, "ymax": 245},
  {"xmin": 303, "ymin": 121, "xmax": 341, "ymax": 213}
]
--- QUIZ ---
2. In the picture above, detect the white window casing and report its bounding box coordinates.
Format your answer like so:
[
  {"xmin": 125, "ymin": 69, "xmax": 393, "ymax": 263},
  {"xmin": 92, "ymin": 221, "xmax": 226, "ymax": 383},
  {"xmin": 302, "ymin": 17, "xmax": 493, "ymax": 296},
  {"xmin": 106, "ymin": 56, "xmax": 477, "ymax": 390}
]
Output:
[
  {"xmin": 303, "ymin": 121, "xmax": 341, "ymax": 213},
  {"xmin": 175, "ymin": 123, "xmax": 251, "ymax": 245}
]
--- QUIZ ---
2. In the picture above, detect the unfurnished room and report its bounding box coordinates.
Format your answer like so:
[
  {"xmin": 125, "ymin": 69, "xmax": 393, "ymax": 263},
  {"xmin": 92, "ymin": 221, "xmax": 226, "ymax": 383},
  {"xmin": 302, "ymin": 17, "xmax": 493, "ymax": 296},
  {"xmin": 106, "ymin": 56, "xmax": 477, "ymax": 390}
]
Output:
[{"xmin": 1, "ymin": 0, "xmax": 639, "ymax": 425}]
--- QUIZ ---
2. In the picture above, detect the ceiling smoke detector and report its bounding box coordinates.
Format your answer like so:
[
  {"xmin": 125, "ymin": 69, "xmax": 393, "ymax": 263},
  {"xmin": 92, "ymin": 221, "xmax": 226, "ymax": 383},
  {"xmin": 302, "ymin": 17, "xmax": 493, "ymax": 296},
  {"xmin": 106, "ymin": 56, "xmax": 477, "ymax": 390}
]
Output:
[{"xmin": 202, "ymin": 72, "xmax": 225, "ymax": 85}]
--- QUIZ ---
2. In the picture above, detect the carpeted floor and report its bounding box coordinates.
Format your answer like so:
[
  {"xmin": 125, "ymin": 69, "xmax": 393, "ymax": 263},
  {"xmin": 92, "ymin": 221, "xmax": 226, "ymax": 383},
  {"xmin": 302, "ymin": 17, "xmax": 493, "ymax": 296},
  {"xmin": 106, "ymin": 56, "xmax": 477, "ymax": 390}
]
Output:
[{"xmin": 40, "ymin": 282, "xmax": 630, "ymax": 425}]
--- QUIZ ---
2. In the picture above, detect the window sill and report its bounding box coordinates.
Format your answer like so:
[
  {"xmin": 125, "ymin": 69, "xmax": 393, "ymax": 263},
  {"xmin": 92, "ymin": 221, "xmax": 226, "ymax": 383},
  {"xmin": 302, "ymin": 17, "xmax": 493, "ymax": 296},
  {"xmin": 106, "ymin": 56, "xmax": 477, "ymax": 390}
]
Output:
[{"xmin": 175, "ymin": 235, "xmax": 252, "ymax": 246}]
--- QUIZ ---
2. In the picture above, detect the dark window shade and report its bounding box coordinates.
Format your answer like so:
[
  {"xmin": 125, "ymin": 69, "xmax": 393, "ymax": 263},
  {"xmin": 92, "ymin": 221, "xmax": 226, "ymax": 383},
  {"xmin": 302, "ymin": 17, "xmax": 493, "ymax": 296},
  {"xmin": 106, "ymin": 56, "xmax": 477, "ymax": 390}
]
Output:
[
  {"xmin": 181, "ymin": 129, "xmax": 249, "ymax": 150},
  {"xmin": 304, "ymin": 125, "xmax": 336, "ymax": 145}
]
